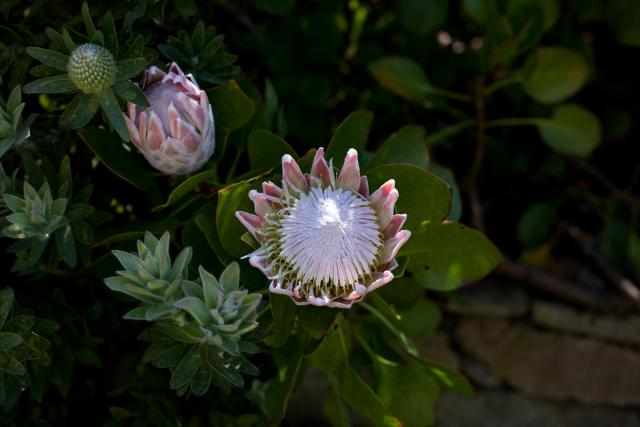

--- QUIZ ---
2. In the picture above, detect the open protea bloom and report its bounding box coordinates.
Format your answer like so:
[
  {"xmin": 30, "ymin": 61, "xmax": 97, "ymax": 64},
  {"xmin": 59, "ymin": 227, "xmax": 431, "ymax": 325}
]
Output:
[
  {"xmin": 235, "ymin": 148, "xmax": 411, "ymax": 308},
  {"xmin": 123, "ymin": 63, "xmax": 215, "ymax": 175}
]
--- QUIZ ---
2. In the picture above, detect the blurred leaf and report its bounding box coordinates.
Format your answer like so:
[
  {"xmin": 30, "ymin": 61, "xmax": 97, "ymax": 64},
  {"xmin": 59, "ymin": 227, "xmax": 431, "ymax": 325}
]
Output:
[
  {"xmin": 411, "ymin": 355, "xmax": 474, "ymax": 397},
  {"xmin": 255, "ymin": 0, "xmax": 297, "ymax": 15},
  {"xmin": 404, "ymin": 222, "xmax": 501, "ymax": 291},
  {"xmin": 375, "ymin": 362, "xmax": 439, "ymax": 427},
  {"xmin": 517, "ymin": 203, "xmax": 557, "ymax": 248},
  {"xmin": 216, "ymin": 180, "xmax": 258, "ymax": 258},
  {"xmin": 605, "ymin": 0, "xmax": 640, "ymax": 46},
  {"xmin": 0, "ymin": 332, "xmax": 23, "ymax": 351},
  {"xmin": 521, "ymin": 47, "xmax": 588, "ymax": 104},
  {"xmin": 427, "ymin": 163, "xmax": 462, "ymax": 222},
  {"xmin": 338, "ymin": 366, "xmax": 401, "ymax": 427},
  {"xmin": 397, "ymin": 0, "xmax": 448, "ymax": 34},
  {"xmin": 367, "ymin": 164, "xmax": 451, "ymax": 232},
  {"xmin": 266, "ymin": 294, "xmax": 296, "ymax": 348},
  {"xmin": 247, "ymin": 129, "xmax": 296, "ymax": 171},
  {"xmin": 78, "ymin": 128, "xmax": 155, "ymax": 189},
  {"xmin": 366, "ymin": 125, "xmax": 429, "ymax": 170},
  {"xmin": 536, "ymin": 103, "xmax": 601, "ymax": 157},
  {"xmin": 306, "ymin": 314, "xmax": 350, "ymax": 373},
  {"xmin": 297, "ymin": 305, "xmax": 338, "ymax": 340},
  {"xmin": 208, "ymin": 81, "xmax": 255, "ymax": 134},
  {"xmin": 369, "ymin": 57, "xmax": 432, "ymax": 101},
  {"xmin": 326, "ymin": 111, "xmax": 373, "ymax": 163}
]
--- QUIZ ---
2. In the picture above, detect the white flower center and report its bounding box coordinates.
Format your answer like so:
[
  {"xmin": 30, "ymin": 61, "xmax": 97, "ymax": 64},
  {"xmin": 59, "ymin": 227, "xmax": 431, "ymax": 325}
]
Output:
[{"xmin": 278, "ymin": 187, "xmax": 382, "ymax": 290}]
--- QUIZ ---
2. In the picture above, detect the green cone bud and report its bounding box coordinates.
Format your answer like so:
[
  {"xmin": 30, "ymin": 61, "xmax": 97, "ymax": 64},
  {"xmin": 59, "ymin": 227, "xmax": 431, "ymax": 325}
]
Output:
[{"xmin": 67, "ymin": 43, "xmax": 116, "ymax": 94}]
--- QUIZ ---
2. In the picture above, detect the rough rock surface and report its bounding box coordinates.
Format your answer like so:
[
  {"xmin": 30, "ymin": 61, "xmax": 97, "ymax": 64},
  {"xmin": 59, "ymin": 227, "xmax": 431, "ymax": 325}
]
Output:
[
  {"xmin": 533, "ymin": 301, "xmax": 640, "ymax": 345},
  {"xmin": 455, "ymin": 317, "xmax": 640, "ymax": 406},
  {"xmin": 438, "ymin": 391, "xmax": 640, "ymax": 427}
]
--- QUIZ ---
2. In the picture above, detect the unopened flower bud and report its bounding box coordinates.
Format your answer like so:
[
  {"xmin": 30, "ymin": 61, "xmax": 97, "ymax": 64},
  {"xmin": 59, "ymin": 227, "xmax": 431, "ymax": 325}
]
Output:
[
  {"xmin": 123, "ymin": 63, "xmax": 215, "ymax": 176},
  {"xmin": 67, "ymin": 43, "xmax": 117, "ymax": 94}
]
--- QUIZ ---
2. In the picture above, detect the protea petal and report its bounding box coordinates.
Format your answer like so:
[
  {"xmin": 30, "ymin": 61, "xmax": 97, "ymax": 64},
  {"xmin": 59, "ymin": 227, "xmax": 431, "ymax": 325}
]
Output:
[
  {"xmin": 235, "ymin": 211, "xmax": 263, "ymax": 241},
  {"xmin": 337, "ymin": 148, "xmax": 360, "ymax": 192},
  {"xmin": 310, "ymin": 147, "xmax": 332, "ymax": 186},
  {"xmin": 248, "ymin": 190, "xmax": 273, "ymax": 218},
  {"xmin": 282, "ymin": 154, "xmax": 308, "ymax": 192},
  {"xmin": 236, "ymin": 148, "xmax": 411, "ymax": 309},
  {"xmin": 379, "ymin": 230, "xmax": 411, "ymax": 264}
]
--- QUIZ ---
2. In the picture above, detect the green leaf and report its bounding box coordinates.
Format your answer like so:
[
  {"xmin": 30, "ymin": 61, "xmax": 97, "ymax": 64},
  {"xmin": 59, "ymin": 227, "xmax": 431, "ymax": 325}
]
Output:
[
  {"xmin": 296, "ymin": 305, "xmax": 338, "ymax": 339},
  {"xmin": 266, "ymin": 294, "xmax": 296, "ymax": 348},
  {"xmin": 247, "ymin": 129, "xmax": 296, "ymax": 171},
  {"xmin": 397, "ymin": 0, "xmax": 448, "ymax": 34},
  {"xmin": 78, "ymin": 128, "xmax": 155, "ymax": 189},
  {"xmin": 23, "ymin": 75, "xmax": 77, "ymax": 94},
  {"xmin": 102, "ymin": 11, "xmax": 118, "ymax": 55},
  {"xmin": 536, "ymin": 103, "xmax": 601, "ymax": 157},
  {"xmin": 170, "ymin": 345, "xmax": 201, "ymax": 389},
  {"xmin": 0, "ymin": 354, "xmax": 26, "ymax": 376},
  {"xmin": 367, "ymin": 164, "xmax": 452, "ymax": 232},
  {"xmin": 112, "ymin": 79, "xmax": 148, "ymax": 106},
  {"xmin": 517, "ymin": 203, "xmax": 557, "ymax": 248},
  {"xmin": 97, "ymin": 89, "xmax": 129, "ymax": 141},
  {"xmin": 306, "ymin": 314, "xmax": 350, "ymax": 373},
  {"xmin": 324, "ymin": 376, "xmax": 353, "ymax": 427},
  {"xmin": 191, "ymin": 359, "xmax": 212, "ymax": 396},
  {"xmin": 403, "ymin": 222, "xmax": 501, "ymax": 291},
  {"xmin": 0, "ymin": 332, "xmax": 23, "ymax": 352},
  {"xmin": 25, "ymin": 47, "xmax": 69, "ymax": 71},
  {"xmin": 265, "ymin": 336, "xmax": 306, "ymax": 422},
  {"xmin": 152, "ymin": 170, "xmax": 217, "ymax": 211},
  {"xmin": 0, "ymin": 288, "xmax": 14, "ymax": 330},
  {"xmin": 116, "ymin": 58, "xmax": 147, "ymax": 79},
  {"xmin": 338, "ymin": 366, "xmax": 401, "ymax": 427},
  {"xmin": 375, "ymin": 362, "xmax": 439, "ymax": 427},
  {"xmin": 60, "ymin": 93, "xmax": 99, "ymax": 129},
  {"xmin": 606, "ymin": 0, "xmax": 640, "ymax": 46},
  {"xmin": 411, "ymin": 355, "xmax": 474, "ymax": 397},
  {"xmin": 428, "ymin": 162, "xmax": 462, "ymax": 222},
  {"xmin": 521, "ymin": 47, "xmax": 588, "ymax": 104},
  {"xmin": 208, "ymin": 80, "xmax": 255, "ymax": 133},
  {"xmin": 369, "ymin": 57, "xmax": 432, "ymax": 101},
  {"xmin": 366, "ymin": 125, "xmax": 428, "ymax": 171},
  {"xmin": 55, "ymin": 225, "xmax": 77, "ymax": 268},
  {"xmin": 326, "ymin": 111, "xmax": 373, "ymax": 163},
  {"xmin": 81, "ymin": 2, "xmax": 96, "ymax": 37},
  {"xmin": 216, "ymin": 180, "xmax": 258, "ymax": 258}
]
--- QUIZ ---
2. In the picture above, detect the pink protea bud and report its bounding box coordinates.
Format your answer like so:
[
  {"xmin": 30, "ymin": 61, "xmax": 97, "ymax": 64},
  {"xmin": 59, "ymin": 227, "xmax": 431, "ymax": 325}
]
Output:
[{"xmin": 123, "ymin": 63, "xmax": 215, "ymax": 175}]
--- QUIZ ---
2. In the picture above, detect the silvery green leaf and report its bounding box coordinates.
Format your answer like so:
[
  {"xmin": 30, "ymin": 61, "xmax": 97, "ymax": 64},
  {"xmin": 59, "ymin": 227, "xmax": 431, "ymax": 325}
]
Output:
[
  {"xmin": 219, "ymin": 262, "xmax": 240, "ymax": 293},
  {"xmin": 0, "ymin": 332, "xmax": 24, "ymax": 352},
  {"xmin": 123, "ymin": 307, "xmax": 148, "ymax": 320},
  {"xmin": 181, "ymin": 281, "xmax": 203, "ymax": 299},
  {"xmin": 170, "ymin": 247, "xmax": 192, "ymax": 282},
  {"xmin": 199, "ymin": 266, "xmax": 220, "ymax": 309},
  {"xmin": 112, "ymin": 250, "xmax": 139, "ymax": 272},
  {"xmin": 2, "ymin": 194, "xmax": 25, "ymax": 212},
  {"xmin": 174, "ymin": 297, "xmax": 213, "ymax": 325}
]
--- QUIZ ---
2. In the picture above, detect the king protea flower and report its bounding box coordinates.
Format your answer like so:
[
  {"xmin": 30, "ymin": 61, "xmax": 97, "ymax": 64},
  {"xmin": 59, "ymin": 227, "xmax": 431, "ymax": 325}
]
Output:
[
  {"xmin": 235, "ymin": 148, "xmax": 411, "ymax": 308},
  {"xmin": 123, "ymin": 63, "xmax": 215, "ymax": 176}
]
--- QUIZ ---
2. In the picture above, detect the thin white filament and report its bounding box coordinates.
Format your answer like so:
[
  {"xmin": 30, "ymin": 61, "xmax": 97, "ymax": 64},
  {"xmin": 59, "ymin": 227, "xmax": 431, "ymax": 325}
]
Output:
[{"xmin": 278, "ymin": 187, "xmax": 381, "ymax": 289}]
